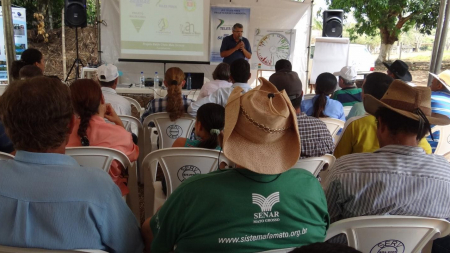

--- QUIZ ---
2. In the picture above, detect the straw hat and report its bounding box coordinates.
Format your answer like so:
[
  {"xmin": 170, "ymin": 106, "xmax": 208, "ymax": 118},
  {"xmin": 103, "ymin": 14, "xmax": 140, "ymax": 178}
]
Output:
[
  {"xmin": 364, "ymin": 80, "xmax": 450, "ymax": 125},
  {"xmin": 223, "ymin": 77, "xmax": 300, "ymax": 174},
  {"xmin": 429, "ymin": 70, "xmax": 450, "ymax": 92}
]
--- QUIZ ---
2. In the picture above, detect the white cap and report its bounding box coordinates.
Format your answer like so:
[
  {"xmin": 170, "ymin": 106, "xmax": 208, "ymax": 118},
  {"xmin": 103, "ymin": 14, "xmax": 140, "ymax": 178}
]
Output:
[
  {"xmin": 333, "ymin": 66, "xmax": 357, "ymax": 81},
  {"xmin": 97, "ymin": 64, "xmax": 122, "ymax": 82}
]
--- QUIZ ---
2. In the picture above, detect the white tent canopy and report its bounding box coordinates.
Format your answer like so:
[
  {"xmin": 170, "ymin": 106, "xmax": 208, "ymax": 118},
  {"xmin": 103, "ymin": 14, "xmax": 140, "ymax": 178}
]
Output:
[{"xmin": 101, "ymin": 0, "xmax": 312, "ymax": 91}]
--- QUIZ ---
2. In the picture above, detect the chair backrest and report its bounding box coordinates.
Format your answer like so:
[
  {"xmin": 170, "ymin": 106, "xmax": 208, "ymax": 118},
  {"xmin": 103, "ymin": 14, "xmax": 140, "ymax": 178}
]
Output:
[
  {"xmin": 65, "ymin": 147, "xmax": 131, "ymax": 173},
  {"xmin": 0, "ymin": 151, "xmax": 14, "ymax": 160},
  {"xmin": 319, "ymin": 117, "xmax": 345, "ymax": 142},
  {"xmin": 292, "ymin": 154, "xmax": 336, "ymax": 177},
  {"xmin": 203, "ymin": 77, "xmax": 211, "ymax": 84},
  {"xmin": 343, "ymin": 106, "xmax": 352, "ymax": 117},
  {"xmin": 432, "ymin": 125, "xmax": 450, "ymax": 155},
  {"xmin": 143, "ymin": 113, "xmax": 196, "ymax": 151},
  {"xmin": 118, "ymin": 115, "xmax": 145, "ymax": 183},
  {"xmin": 123, "ymin": 96, "xmax": 144, "ymax": 117},
  {"xmin": 0, "ymin": 245, "xmax": 107, "ymax": 253},
  {"xmin": 444, "ymin": 151, "xmax": 450, "ymax": 162},
  {"xmin": 142, "ymin": 148, "xmax": 231, "ymax": 197},
  {"xmin": 325, "ymin": 215, "xmax": 450, "ymax": 253}
]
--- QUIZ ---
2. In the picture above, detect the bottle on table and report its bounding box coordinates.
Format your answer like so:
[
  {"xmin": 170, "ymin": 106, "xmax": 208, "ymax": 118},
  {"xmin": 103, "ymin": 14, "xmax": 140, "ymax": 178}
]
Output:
[
  {"xmin": 186, "ymin": 73, "xmax": 192, "ymax": 90},
  {"xmin": 154, "ymin": 72, "xmax": 160, "ymax": 88},
  {"xmin": 140, "ymin": 72, "xmax": 145, "ymax": 88}
]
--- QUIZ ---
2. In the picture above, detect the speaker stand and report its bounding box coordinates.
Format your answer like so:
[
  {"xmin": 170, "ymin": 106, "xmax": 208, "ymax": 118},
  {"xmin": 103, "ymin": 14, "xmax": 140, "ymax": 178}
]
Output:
[{"xmin": 65, "ymin": 27, "xmax": 84, "ymax": 82}]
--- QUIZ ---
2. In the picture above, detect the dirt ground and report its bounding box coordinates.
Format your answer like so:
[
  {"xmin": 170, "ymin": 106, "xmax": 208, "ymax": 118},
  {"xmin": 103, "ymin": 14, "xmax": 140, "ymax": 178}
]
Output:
[{"xmin": 374, "ymin": 61, "xmax": 450, "ymax": 87}]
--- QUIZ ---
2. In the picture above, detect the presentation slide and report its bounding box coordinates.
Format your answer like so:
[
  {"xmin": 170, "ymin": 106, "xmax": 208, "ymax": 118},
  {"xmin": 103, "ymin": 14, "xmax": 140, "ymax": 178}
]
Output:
[{"xmin": 120, "ymin": 0, "xmax": 210, "ymax": 62}]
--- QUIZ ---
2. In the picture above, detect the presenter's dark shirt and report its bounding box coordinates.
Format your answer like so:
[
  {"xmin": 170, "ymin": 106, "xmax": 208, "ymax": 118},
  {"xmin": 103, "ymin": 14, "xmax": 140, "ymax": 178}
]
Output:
[
  {"xmin": 0, "ymin": 120, "xmax": 14, "ymax": 153},
  {"xmin": 220, "ymin": 35, "xmax": 252, "ymax": 65}
]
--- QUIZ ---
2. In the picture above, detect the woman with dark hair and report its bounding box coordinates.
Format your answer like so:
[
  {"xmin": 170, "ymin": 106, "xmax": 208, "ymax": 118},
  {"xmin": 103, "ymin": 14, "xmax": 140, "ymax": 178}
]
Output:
[
  {"xmin": 67, "ymin": 79, "xmax": 139, "ymax": 196},
  {"xmin": 197, "ymin": 63, "xmax": 232, "ymax": 100},
  {"xmin": 301, "ymin": 72, "xmax": 345, "ymax": 121},
  {"xmin": 172, "ymin": 103, "xmax": 224, "ymax": 149},
  {"xmin": 11, "ymin": 48, "xmax": 44, "ymax": 80},
  {"xmin": 141, "ymin": 67, "xmax": 193, "ymax": 123}
]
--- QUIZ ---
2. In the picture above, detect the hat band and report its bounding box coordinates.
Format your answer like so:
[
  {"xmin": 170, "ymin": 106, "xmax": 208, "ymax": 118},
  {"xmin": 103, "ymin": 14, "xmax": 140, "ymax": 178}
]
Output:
[
  {"xmin": 381, "ymin": 99, "xmax": 432, "ymax": 116},
  {"xmin": 241, "ymin": 107, "xmax": 289, "ymax": 134}
]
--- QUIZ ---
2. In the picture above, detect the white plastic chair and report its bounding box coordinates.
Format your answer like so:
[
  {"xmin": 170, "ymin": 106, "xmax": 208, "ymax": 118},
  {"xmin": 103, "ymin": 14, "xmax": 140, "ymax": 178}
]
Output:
[
  {"xmin": 0, "ymin": 151, "xmax": 14, "ymax": 160},
  {"xmin": 303, "ymin": 94, "xmax": 315, "ymax": 100},
  {"xmin": 124, "ymin": 96, "xmax": 144, "ymax": 117},
  {"xmin": 142, "ymin": 113, "xmax": 196, "ymax": 155},
  {"xmin": 319, "ymin": 117, "xmax": 345, "ymax": 143},
  {"xmin": 444, "ymin": 151, "xmax": 450, "ymax": 162},
  {"xmin": 256, "ymin": 248, "xmax": 294, "ymax": 253},
  {"xmin": 0, "ymin": 245, "xmax": 107, "ymax": 253},
  {"xmin": 292, "ymin": 154, "xmax": 336, "ymax": 177},
  {"xmin": 343, "ymin": 106, "xmax": 352, "ymax": 117},
  {"xmin": 203, "ymin": 77, "xmax": 211, "ymax": 84},
  {"xmin": 325, "ymin": 216, "xmax": 450, "ymax": 253},
  {"xmin": 142, "ymin": 148, "xmax": 232, "ymax": 218},
  {"xmin": 65, "ymin": 147, "xmax": 139, "ymax": 220},
  {"xmin": 431, "ymin": 125, "xmax": 450, "ymax": 155},
  {"xmin": 118, "ymin": 115, "xmax": 145, "ymax": 183}
]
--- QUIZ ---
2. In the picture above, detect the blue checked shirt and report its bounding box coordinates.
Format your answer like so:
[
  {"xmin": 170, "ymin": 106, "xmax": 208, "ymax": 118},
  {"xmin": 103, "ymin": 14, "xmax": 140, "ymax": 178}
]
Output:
[
  {"xmin": 427, "ymin": 91, "xmax": 450, "ymax": 153},
  {"xmin": 141, "ymin": 95, "xmax": 193, "ymax": 125}
]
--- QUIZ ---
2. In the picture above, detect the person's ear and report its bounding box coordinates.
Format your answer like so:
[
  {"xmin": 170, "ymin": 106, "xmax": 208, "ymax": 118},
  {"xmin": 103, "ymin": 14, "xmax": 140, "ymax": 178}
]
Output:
[
  {"xmin": 67, "ymin": 114, "xmax": 76, "ymax": 135},
  {"xmin": 438, "ymin": 82, "xmax": 444, "ymax": 90},
  {"xmin": 181, "ymin": 80, "xmax": 186, "ymax": 87},
  {"xmin": 101, "ymin": 95, "xmax": 105, "ymax": 104},
  {"xmin": 196, "ymin": 120, "xmax": 203, "ymax": 132},
  {"xmin": 248, "ymin": 72, "xmax": 251, "ymax": 81}
]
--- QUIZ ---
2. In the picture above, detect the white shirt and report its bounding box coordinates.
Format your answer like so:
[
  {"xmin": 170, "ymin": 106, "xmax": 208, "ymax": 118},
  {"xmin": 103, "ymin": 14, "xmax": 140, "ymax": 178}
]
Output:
[
  {"xmin": 101, "ymin": 87, "xmax": 132, "ymax": 116},
  {"xmin": 197, "ymin": 80, "xmax": 233, "ymax": 100},
  {"xmin": 187, "ymin": 82, "xmax": 252, "ymax": 117}
]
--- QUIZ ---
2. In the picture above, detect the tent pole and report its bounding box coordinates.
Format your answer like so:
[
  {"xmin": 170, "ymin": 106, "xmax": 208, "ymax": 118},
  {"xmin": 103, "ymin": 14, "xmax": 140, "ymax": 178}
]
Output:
[
  {"xmin": 305, "ymin": 0, "xmax": 314, "ymax": 94},
  {"xmin": 2, "ymin": 0, "xmax": 16, "ymax": 84},
  {"xmin": 428, "ymin": 0, "xmax": 447, "ymax": 86},
  {"xmin": 96, "ymin": 0, "xmax": 102, "ymax": 65},
  {"xmin": 435, "ymin": 0, "xmax": 450, "ymax": 74}
]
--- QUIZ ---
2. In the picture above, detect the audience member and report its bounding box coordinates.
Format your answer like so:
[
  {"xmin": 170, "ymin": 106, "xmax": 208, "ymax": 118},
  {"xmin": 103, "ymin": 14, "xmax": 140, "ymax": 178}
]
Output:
[
  {"xmin": 346, "ymin": 72, "xmax": 394, "ymax": 119},
  {"xmin": 0, "ymin": 77, "xmax": 143, "ymax": 251},
  {"xmin": 269, "ymin": 60, "xmax": 334, "ymax": 158},
  {"xmin": 427, "ymin": 70, "xmax": 450, "ymax": 153},
  {"xmin": 188, "ymin": 58, "xmax": 252, "ymax": 117},
  {"xmin": 325, "ymin": 81, "xmax": 450, "ymax": 245},
  {"xmin": 97, "ymin": 64, "xmax": 132, "ymax": 116},
  {"xmin": 67, "ymin": 79, "xmax": 139, "ymax": 196},
  {"xmin": 142, "ymin": 78, "xmax": 329, "ymax": 252},
  {"xmin": 0, "ymin": 120, "xmax": 13, "ymax": 154},
  {"xmin": 289, "ymin": 242, "xmax": 362, "ymax": 253},
  {"xmin": 197, "ymin": 63, "xmax": 232, "ymax": 100},
  {"xmin": 334, "ymin": 79, "xmax": 432, "ymax": 158},
  {"xmin": 383, "ymin": 59, "xmax": 415, "ymax": 86},
  {"xmin": 141, "ymin": 67, "xmax": 192, "ymax": 123},
  {"xmin": 18, "ymin": 65, "xmax": 43, "ymax": 79},
  {"xmin": 332, "ymin": 66, "xmax": 362, "ymax": 106},
  {"xmin": 10, "ymin": 48, "xmax": 45, "ymax": 80},
  {"xmin": 301, "ymin": 72, "xmax": 345, "ymax": 121},
  {"xmin": 173, "ymin": 103, "xmax": 224, "ymax": 149},
  {"xmin": 220, "ymin": 23, "xmax": 252, "ymax": 64}
]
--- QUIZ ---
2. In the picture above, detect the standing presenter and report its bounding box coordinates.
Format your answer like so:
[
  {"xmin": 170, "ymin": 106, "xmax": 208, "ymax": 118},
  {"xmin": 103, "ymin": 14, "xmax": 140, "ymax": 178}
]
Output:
[{"xmin": 220, "ymin": 23, "xmax": 252, "ymax": 64}]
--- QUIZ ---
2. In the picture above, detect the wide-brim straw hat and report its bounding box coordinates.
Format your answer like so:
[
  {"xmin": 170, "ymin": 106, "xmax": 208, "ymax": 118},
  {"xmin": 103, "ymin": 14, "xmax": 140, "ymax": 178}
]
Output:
[
  {"xmin": 430, "ymin": 70, "xmax": 450, "ymax": 92},
  {"xmin": 223, "ymin": 77, "xmax": 300, "ymax": 174},
  {"xmin": 364, "ymin": 80, "xmax": 450, "ymax": 125},
  {"xmin": 383, "ymin": 60, "xmax": 412, "ymax": 82}
]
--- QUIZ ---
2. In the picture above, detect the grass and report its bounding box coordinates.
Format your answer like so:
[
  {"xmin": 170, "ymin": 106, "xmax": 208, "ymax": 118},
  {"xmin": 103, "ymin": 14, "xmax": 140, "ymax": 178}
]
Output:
[{"xmin": 399, "ymin": 51, "xmax": 450, "ymax": 62}]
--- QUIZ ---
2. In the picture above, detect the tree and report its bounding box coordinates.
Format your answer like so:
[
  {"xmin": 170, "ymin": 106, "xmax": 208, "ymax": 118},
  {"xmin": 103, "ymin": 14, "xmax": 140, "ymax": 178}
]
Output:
[{"xmin": 327, "ymin": 0, "xmax": 440, "ymax": 64}]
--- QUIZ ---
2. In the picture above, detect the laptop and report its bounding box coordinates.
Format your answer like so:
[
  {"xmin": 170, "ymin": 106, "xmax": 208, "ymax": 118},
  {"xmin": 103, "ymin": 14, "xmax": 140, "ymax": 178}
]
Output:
[{"xmin": 183, "ymin": 72, "xmax": 204, "ymax": 90}]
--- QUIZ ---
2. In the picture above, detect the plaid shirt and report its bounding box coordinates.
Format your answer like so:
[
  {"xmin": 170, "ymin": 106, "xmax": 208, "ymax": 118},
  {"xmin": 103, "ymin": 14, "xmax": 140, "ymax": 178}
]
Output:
[
  {"xmin": 297, "ymin": 113, "xmax": 335, "ymax": 159},
  {"xmin": 141, "ymin": 95, "xmax": 193, "ymax": 124}
]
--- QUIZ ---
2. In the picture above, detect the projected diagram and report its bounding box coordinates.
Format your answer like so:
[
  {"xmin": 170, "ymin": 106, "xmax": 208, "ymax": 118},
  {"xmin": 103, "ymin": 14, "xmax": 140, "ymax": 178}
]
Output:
[{"xmin": 251, "ymin": 29, "xmax": 296, "ymax": 70}]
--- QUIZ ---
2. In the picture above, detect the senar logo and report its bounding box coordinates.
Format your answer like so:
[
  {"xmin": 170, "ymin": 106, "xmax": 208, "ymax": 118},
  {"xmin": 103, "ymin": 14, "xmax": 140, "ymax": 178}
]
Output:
[
  {"xmin": 370, "ymin": 240, "xmax": 405, "ymax": 253},
  {"xmin": 177, "ymin": 165, "xmax": 201, "ymax": 182},
  {"xmin": 252, "ymin": 192, "xmax": 280, "ymax": 224},
  {"xmin": 166, "ymin": 125, "xmax": 183, "ymax": 139}
]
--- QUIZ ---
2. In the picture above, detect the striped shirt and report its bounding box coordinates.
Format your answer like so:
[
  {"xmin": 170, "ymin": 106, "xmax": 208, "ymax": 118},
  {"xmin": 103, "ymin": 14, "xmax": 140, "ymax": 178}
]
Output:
[
  {"xmin": 332, "ymin": 87, "xmax": 362, "ymax": 107},
  {"xmin": 325, "ymin": 145, "xmax": 450, "ymax": 224},
  {"xmin": 141, "ymin": 95, "xmax": 193, "ymax": 124},
  {"xmin": 427, "ymin": 91, "xmax": 450, "ymax": 153},
  {"xmin": 297, "ymin": 113, "xmax": 335, "ymax": 158}
]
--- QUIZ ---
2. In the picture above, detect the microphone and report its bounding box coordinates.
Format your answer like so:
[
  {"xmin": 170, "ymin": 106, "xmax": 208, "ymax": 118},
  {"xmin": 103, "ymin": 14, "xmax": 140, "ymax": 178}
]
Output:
[{"xmin": 238, "ymin": 36, "xmax": 243, "ymax": 51}]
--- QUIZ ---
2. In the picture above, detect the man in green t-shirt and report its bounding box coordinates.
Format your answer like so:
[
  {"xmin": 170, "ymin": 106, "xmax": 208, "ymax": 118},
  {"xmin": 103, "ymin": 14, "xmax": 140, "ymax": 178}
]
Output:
[
  {"xmin": 141, "ymin": 78, "xmax": 330, "ymax": 253},
  {"xmin": 332, "ymin": 66, "xmax": 362, "ymax": 107}
]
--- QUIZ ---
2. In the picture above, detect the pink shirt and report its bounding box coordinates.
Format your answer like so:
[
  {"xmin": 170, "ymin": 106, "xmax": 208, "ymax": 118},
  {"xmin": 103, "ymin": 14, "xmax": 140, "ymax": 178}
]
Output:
[
  {"xmin": 197, "ymin": 80, "xmax": 232, "ymax": 100},
  {"xmin": 67, "ymin": 115, "xmax": 139, "ymax": 196}
]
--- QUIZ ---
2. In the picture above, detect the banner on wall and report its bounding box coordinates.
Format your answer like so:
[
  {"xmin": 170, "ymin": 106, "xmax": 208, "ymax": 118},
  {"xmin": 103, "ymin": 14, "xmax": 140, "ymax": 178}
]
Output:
[
  {"xmin": 0, "ymin": 7, "xmax": 28, "ymax": 81},
  {"xmin": 209, "ymin": 6, "xmax": 250, "ymax": 65},
  {"xmin": 250, "ymin": 29, "xmax": 296, "ymax": 70}
]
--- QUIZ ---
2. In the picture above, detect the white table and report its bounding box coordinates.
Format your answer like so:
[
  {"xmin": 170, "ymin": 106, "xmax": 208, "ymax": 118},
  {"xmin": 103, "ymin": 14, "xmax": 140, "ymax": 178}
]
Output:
[{"xmin": 116, "ymin": 87, "xmax": 200, "ymax": 101}]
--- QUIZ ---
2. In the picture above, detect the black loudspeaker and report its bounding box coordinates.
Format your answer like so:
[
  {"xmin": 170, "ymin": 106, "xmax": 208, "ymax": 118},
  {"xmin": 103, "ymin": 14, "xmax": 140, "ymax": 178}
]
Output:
[
  {"xmin": 65, "ymin": 0, "xmax": 87, "ymax": 28},
  {"xmin": 322, "ymin": 10, "xmax": 344, "ymax": 37}
]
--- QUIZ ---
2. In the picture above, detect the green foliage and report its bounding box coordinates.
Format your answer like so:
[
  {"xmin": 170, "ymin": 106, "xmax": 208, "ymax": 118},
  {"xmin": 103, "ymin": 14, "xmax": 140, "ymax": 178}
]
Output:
[
  {"xmin": 11, "ymin": 0, "xmax": 97, "ymax": 30},
  {"xmin": 326, "ymin": 0, "xmax": 440, "ymax": 44}
]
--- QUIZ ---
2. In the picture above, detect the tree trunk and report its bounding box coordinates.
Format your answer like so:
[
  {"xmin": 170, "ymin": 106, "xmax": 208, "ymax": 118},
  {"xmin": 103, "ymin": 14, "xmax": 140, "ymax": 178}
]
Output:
[
  {"xmin": 376, "ymin": 27, "xmax": 399, "ymax": 64},
  {"xmin": 48, "ymin": 4, "xmax": 53, "ymax": 30},
  {"xmin": 377, "ymin": 44, "xmax": 393, "ymax": 64}
]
